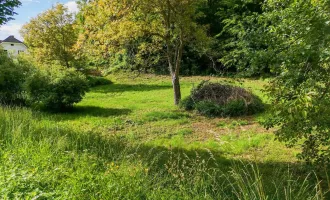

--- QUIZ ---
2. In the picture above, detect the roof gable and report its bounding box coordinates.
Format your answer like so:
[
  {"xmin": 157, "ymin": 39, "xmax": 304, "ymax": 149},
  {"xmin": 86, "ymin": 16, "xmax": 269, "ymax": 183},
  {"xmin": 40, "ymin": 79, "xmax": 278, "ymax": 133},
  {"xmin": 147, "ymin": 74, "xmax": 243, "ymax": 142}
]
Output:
[{"xmin": 2, "ymin": 36, "xmax": 23, "ymax": 44}]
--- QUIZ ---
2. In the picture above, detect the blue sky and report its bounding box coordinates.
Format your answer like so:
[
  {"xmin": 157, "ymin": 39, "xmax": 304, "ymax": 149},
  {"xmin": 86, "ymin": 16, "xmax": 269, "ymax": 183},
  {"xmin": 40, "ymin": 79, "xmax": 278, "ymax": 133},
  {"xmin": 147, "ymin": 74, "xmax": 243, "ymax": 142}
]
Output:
[{"xmin": 0, "ymin": 0, "xmax": 78, "ymax": 41}]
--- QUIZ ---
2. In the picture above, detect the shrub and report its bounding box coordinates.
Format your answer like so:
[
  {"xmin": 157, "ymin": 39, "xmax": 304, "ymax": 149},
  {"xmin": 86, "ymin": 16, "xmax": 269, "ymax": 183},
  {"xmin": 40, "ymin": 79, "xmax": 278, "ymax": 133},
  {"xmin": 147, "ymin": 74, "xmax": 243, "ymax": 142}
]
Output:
[
  {"xmin": 25, "ymin": 66, "xmax": 89, "ymax": 111},
  {"xmin": 179, "ymin": 96, "xmax": 195, "ymax": 111},
  {"xmin": 87, "ymin": 76, "xmax": 112, "ymax": 87},
  {"xmin": 0, "ymin": 52, "xmax": 33, "ymax": 105},
  {"xmin": 180, "ymin": 81, "xmax": 264, "ymax": 117}
]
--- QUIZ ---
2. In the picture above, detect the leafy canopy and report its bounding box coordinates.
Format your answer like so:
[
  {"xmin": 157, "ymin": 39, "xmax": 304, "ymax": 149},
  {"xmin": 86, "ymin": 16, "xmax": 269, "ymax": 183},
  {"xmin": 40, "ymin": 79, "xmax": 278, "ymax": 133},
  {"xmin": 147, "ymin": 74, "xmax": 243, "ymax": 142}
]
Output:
[
  {"xmin": 77, "ymin": 0, "xmax": 211, "ymax": 104},
  {"xmin": 20, "ymin": 4, "xmax": 78, "ymax": 68},
  {"xmin": 0, "ymin": 0, "xmax": 21, "ymax": 25},
  {"xmin": 235, "ymin": 0, "xmax": 330, "ymax": 165}
]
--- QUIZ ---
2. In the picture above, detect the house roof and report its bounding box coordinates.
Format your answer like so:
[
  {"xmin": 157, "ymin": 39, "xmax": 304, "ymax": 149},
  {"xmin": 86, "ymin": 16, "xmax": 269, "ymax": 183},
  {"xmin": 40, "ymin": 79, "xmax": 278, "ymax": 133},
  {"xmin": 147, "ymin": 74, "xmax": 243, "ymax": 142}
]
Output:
[{"xmin": 1, "ymin": 35, "xmax": 23, "ymax": 43}]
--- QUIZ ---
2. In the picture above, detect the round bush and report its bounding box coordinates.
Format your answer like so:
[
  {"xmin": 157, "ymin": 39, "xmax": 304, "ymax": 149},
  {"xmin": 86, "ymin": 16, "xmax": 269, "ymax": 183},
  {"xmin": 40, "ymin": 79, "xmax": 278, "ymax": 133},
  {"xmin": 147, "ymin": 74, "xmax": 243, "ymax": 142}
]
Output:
[
  {"xmin": 0, "ymin": 52, "xmax": 33, "ymax": 105},
  {"xmin": 180, "ymin": 81, "xmax": 264, "ymax": 117},
  {"xmin": 25, "ymin": 66, "xmax": 89, "ymax": 111}
]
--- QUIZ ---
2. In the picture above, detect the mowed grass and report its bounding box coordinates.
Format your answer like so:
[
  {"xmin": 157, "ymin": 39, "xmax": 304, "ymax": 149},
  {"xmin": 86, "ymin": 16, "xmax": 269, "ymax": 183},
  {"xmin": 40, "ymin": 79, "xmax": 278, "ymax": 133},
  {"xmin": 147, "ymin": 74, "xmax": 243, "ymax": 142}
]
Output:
[{"xmin": 0, "ymin": 73, "xmax": 327, "ymax": 199}]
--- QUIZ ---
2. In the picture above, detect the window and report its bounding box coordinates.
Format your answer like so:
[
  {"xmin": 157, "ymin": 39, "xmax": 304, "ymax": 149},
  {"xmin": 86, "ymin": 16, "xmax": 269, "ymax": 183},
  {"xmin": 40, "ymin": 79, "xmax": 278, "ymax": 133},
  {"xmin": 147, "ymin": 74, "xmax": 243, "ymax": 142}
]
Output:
[{"xmin": 11, "ymin": 44, "xmax": 14, "ymax": 46}]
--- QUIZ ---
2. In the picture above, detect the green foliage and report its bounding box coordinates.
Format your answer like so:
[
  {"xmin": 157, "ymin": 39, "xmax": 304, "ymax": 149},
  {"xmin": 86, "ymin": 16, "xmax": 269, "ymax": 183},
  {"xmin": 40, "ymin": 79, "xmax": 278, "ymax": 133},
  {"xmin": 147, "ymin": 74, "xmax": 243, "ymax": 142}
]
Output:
[
  {"xmin": 228, "ymin": 0, "xmax": 330, "ymax": 165},
  {"xmin": 21, "ymin": 4, "xmax": 81, "ymax": 69},
  {"xmin": 25, "ymin": 66, "xmax": 89, "ymax": 111},
  {"xmin": 87, "ymin": 76, "xmax": 113, "ymax": 87},
  {"xmin": 181, "ymin": 81, "xmax": 264, "ymax": 117},
  {"xmin": 179, "ymin": 96, "xmax": 195, "ymax": 111},
  {"xmin": 0, "ymin": 0, "xmax": 21, "ymax": 25},
  {"xmin": 219, "ymin": 0, "xmax": 267, "ymax": 76},
  {"xmin": 0, "ymin": 51, "xmax": 33, "ymax": 104},
  {"xmin": 77, "ymin": 0, "xmax": 212, "ymax": 104},
  {"xmin": 223, "ymin": 0, "xmax": 330, "ymax": 165}
]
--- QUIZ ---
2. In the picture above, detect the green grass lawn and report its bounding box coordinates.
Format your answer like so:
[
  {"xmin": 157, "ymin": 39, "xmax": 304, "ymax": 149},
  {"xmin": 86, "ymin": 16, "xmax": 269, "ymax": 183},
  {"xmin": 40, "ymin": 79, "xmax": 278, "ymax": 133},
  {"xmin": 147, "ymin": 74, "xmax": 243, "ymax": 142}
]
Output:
[
  {"xmin": 0, "ymin": 73, "xmax": 326, "ymax": 199},
  {"xmin": 46, "ymin": 73, "xmax": 296, "ymax": 163}
]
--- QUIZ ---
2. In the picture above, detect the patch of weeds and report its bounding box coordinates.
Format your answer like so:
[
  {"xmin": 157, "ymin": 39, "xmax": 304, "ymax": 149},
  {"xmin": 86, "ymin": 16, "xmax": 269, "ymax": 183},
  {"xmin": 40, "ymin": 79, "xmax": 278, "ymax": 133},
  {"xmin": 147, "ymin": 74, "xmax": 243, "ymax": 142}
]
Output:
[
  {"xmin": 176, "ymin": 128, "xmax": 193, "ymax": 136},
  {"xmin": 145, "ymin": 111, "xmax": 189, "ymax": 122},
  {"xmin": 220, "ymin": 133, "xmax": 270, "ymax": 154},
  {"xmin": 178, "ymin": 118, "xmax": 190, "ymax": 125},
  {"xmin": 126, "ymin": 131, "xmax": 138, "ymax": 141},
  {"xmin": 229, "ymin": 120, "xmax": 249, "ymax": 129},
  {"xmin": 217, "ymin": 121, "xmax": 227, "ymax": 128}
]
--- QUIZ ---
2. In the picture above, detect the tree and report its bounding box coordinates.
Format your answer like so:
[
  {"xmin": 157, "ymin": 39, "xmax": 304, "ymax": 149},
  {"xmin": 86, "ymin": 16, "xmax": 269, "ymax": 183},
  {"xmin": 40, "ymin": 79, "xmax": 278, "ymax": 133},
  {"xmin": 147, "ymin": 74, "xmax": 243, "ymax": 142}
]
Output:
[
  {"xmin": 228, "ymin": 0, "xmax": 330, "ymax": 165},
  {"xmin": 218, "ymin": 0, "xmax": 265, "ymax": 76},
  {"xmin": 20, "ymin": 4, "xmax": 78, "ymax": 68},
  {"xmin": 0, "ymin": 0, "xmax": 21, "ymax": 25},
  {"xmin": 77, "ymin": 0, "xmax": 210, "ymax": 105}
]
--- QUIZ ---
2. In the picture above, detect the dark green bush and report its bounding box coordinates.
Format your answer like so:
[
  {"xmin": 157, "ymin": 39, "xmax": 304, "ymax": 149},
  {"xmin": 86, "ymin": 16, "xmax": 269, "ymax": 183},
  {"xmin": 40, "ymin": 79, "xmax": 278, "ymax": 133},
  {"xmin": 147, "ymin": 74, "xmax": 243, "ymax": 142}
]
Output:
[
  {"xmin": 87, "ymin": 76, "xmax": 112, "ymax": 87},
  {"xmin": 180, "ymin": 81, "xmax": 264, "ymax": 117},
  {"xmin": 195, "ymin": 101, "xmax": 222, "ymax": 117},
  {"xmin": 25, "ymin": 66, "xmax": 89, "ymax": 111},
  {"xmin": 179, "ymin": 96, "xmax": 195, "ymax": 111},
  {"xmin": 0, "ymin": 52, "xmax": 33, "ymax": 105}
]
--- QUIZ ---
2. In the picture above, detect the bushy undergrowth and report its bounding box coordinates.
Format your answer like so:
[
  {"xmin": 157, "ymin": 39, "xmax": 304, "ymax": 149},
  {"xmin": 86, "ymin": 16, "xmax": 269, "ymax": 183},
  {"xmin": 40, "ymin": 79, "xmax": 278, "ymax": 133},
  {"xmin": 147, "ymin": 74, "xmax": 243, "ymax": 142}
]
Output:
[
  {"xmin": 0, "ymin": 53, "xmax": 90, "ymax": 111},
  {"xmin": 0, "ymin": 53, "xmax": 33, "ymax": 105},
  {"xmin": 0, "ymin": 107, "xmax": 326, "ymax": 199},
  {"xmin": 181, "ymin": 81, "xmax": 264, "ymax": 117},
  {"xmin": 87, "ymin": 75, "xmax": 113, "ymax": 87},
  {"xmin": 25, "ymin": 66, "xmax": 89, "ymax": 110}
]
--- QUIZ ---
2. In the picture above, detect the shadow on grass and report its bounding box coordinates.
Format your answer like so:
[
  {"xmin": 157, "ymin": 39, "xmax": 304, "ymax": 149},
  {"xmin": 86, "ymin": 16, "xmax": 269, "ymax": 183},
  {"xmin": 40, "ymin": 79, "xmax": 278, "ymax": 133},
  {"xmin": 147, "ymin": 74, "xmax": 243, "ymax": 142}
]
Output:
[
  {"xmin": 4, "ymin": 115, "xmax": 326, "ymax": 199},
  {"xmin": 91, "ymin": 84, "xmax": 172, "ymax": 93},
  {"xmin": 40, "ymin": 106, "xmax": 132, "ymax": 121},
  {"xmin": 71, "ymin": 106, "xmax": 132, "ymax": 117},
  {"xmin": 31, "ymin": 123, "xmax": 310, "ymax": 179}
]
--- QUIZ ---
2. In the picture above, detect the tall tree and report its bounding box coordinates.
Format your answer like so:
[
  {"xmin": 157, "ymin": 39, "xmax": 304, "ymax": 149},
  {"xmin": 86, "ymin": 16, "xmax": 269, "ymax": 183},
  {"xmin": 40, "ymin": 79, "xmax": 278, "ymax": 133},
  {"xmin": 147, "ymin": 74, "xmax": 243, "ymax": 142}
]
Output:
[
  {"xmin": 20, "ymin": 4, "xmax": 77, "ymax": 68},
  {"xmin": 226, "ymin": 0, "xmax": 330, "ymax": 165},
  {"xmin": 77, "ymin": 0, "xmax": 210, "ymax": 105},
  {"xmin": 0, "ymin": 0, "xmax": 21, "ymax": 25}
]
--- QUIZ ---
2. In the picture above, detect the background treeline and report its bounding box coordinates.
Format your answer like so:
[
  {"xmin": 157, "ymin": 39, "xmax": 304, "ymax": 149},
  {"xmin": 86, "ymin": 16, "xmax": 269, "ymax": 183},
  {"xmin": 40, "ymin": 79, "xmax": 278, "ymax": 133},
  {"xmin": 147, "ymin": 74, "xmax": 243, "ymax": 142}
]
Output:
[{"xmin": 75, "ymin": 0, "xmax": 264, "ymax": 77}]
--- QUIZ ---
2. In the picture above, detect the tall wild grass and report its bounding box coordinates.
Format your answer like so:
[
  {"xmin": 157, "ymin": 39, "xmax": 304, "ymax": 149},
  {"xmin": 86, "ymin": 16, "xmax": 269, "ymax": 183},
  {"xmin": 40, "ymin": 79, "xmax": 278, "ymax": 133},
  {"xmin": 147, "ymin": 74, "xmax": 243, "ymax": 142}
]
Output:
[{"xmin": 0, "ymin": 107, "xmax": 327, "ymax": 199}]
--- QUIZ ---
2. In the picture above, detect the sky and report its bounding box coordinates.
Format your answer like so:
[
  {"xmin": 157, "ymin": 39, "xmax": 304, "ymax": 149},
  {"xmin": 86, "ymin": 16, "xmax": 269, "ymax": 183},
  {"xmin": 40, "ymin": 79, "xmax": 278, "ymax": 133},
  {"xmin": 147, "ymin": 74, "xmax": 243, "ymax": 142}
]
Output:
[{"xmin": 0, "ymin": 0, "xmax": 79, "ymax": 41}]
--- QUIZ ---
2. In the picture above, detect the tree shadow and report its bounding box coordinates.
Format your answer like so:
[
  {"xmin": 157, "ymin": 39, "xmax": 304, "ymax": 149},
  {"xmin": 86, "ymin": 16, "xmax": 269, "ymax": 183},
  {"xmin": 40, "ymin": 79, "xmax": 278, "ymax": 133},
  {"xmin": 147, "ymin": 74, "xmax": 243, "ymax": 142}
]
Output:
[
  {"xmin": 92, "ymin": 84, "xmax": 172, "ymax": 93},
  {"xmin": 71, "ymin": 106, "xmax": 132, "ymax": 117},
  {"xmin": 37, "ymin": 124, "xmax": 311, "ymax": 178},
  {"xmin": 40, "ymin": 106, "xmax": 132, "ymax": 121},
  {"xmin": 21, "ymin": 122, "xmax": 328, "ymax": 198}
]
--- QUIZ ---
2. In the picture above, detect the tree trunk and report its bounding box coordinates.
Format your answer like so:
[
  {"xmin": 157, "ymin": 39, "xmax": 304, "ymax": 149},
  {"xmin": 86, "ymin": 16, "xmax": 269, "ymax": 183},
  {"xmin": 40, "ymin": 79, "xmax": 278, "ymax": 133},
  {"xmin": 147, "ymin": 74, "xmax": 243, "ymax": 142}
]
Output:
[{"xmin": 172, "ymin": 74, "xmax": 181, "ymax": 105}]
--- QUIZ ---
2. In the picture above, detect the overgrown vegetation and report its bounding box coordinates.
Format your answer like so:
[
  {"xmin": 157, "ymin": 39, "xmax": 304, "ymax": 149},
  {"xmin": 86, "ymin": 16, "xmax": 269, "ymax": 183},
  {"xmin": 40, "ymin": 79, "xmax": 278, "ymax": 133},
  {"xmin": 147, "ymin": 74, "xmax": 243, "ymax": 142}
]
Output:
[
  {"xmin": 224, "ymin": 0, "xmax": 330, "ymax": 165},
  {"xmin": 0, "ymin": 53, "xmax": 89, "ymax": 111},
  {"xmin": 0, "ymin": 106, "xmax": 326, "ymax": 199},
  {"xmin": 2, "ymin": 0, "xmax": 330, "ymax": 197},
  {"xmin": 0, "ymin": 51, "xmax": 32, "ymax": 105},
  {"xmin": 181, "ymin": 81, "xmax": 264, "ymax": 117},
  {"xmin": 25, "ymin": 66, "xmax": 89, "ymax": 110},
  {"xmin": 87, "ymin": 75, "xmax": 113, "ymax": 87}
]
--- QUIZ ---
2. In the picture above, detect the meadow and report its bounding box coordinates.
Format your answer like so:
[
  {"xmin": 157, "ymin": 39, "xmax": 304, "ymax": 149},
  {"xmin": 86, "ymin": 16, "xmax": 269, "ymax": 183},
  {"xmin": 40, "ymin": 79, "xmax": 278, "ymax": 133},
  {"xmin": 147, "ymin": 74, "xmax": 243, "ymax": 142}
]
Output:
[{"xmin": 0, "ymin": 73, "xmax": 327, "ymax": 199}]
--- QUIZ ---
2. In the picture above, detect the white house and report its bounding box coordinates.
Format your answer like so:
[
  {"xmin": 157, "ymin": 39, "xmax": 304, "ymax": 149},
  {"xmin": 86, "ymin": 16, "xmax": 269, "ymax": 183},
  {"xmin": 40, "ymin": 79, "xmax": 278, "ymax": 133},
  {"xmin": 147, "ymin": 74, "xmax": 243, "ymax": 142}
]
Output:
[{"xmin": 0, "ymin": 35, "xmax": 28, "ymax": 56}]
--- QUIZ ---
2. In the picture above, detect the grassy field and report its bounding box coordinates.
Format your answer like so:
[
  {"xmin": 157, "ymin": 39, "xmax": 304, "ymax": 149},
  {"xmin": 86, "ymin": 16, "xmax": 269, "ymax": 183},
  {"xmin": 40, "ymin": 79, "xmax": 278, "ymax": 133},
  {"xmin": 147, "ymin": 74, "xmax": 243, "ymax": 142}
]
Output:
[
  {"xmin": 48, "ymin": 73, "xmax": 296, "ymax": 163},
  {"xmin": 0, "ymin": 73, "xmax": 327, "ymax": 199}
]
